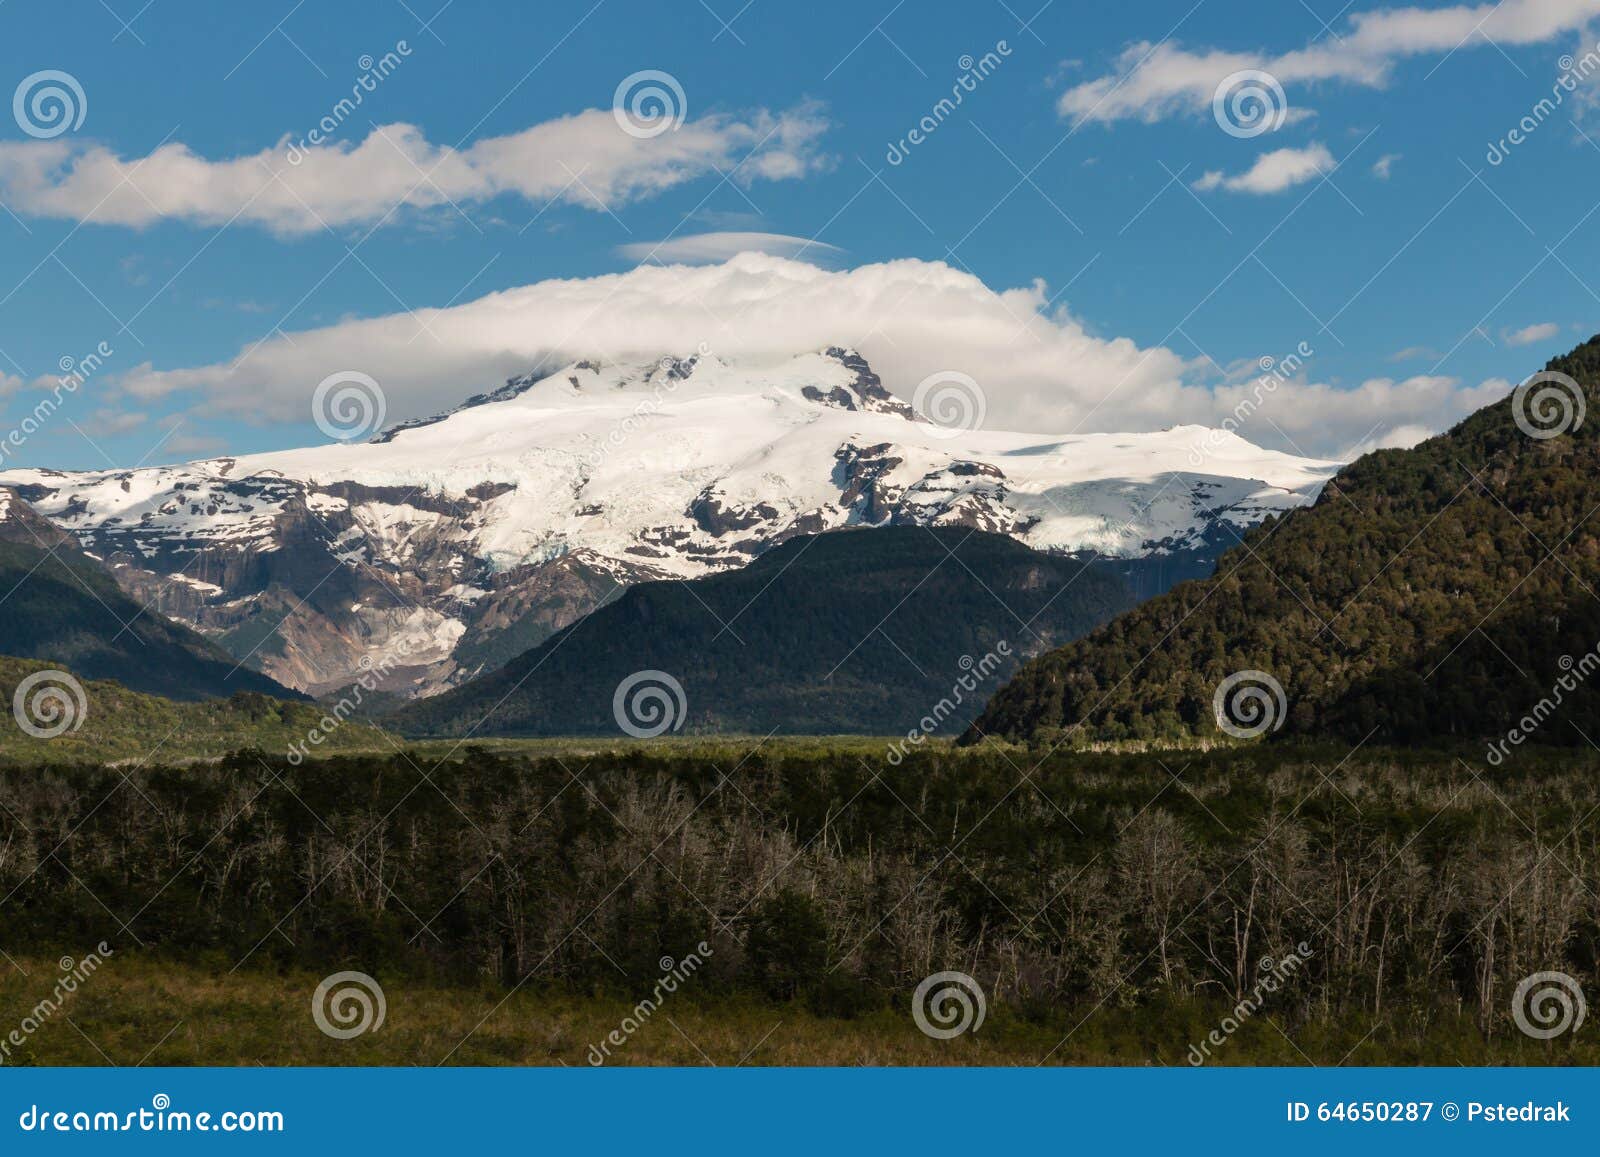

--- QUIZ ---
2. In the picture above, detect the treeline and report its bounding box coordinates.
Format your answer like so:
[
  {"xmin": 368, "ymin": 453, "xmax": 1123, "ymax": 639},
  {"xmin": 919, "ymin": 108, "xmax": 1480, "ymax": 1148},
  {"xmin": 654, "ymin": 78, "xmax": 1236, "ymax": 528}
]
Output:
[{"xmin": 2, "ymin": 743, "xmax": 1596, "ymax": 1051}]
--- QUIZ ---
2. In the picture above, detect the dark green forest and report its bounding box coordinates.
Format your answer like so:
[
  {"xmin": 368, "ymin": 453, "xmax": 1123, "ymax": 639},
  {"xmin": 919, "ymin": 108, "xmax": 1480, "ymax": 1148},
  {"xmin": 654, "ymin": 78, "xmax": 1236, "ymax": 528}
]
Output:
[
  {"xmin": 970, "ymin": 338, "xmax": 1600, "ymax": 746},
  {"xmin": 0, "ymin": 536, "xmax": 294, "ymax": 702},
  {"xmin": 3, "ymin": 742, "xmax": 1597, "ymax": 1062},
  {"xmin": 398, "ymin": 527, "xmax": 1135, "ymax": 737}
]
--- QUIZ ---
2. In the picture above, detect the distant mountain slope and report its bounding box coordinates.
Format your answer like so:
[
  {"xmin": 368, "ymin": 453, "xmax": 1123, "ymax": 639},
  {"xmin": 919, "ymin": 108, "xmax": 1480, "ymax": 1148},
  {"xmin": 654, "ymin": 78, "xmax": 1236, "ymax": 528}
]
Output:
[
  {"xmin": 0, "ymin": 656, "xmax": 388, "ymax": 765},
  {"xmin": 394, "ymin": 527, "xmax": 1137, "ymax": 737},
  {"xmin": 0, "ymin": 488, "xmax": 298, "ymax": 702},
  {"xmin": 968, "ymin": 338, "xmax": 1600, "ymax": 747},
  {"xmin": 1, "ymin": 348, "xmax": 1336, "ymax": 699}
]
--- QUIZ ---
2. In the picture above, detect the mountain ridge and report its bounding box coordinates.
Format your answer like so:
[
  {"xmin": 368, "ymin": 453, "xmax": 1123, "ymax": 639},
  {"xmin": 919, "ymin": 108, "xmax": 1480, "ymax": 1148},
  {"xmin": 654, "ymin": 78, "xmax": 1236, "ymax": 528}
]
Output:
[{"xmin": 1, "ymin": 347, "xmax": 1337, "ymax": 700}]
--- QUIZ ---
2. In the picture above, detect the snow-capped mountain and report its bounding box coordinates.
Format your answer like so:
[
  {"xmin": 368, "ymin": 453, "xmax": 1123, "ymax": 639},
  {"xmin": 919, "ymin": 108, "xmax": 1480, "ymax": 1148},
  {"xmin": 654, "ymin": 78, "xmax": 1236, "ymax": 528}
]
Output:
[{"xmin": 0, "ymin": 348, "xmax": 1339, "ymax": 698}]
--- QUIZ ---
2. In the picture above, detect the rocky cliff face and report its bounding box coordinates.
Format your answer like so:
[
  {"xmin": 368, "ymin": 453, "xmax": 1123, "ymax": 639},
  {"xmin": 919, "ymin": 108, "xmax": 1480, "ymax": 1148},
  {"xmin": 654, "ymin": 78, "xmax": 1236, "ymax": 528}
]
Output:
[
  {"xmin": 0, "ymin": 486, "xmax": 73, "ymax": 548},
  {"xmin": 0, "ymin": 487, "xmax": 299, "ymax": 702}
]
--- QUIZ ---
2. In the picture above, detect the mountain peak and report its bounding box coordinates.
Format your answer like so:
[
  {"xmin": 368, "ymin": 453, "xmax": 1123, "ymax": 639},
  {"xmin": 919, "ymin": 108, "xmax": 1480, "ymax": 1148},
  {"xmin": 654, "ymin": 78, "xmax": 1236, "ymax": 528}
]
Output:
[{"xmin": 0, "ymin": 349, "xmax": 1338, "ymax": 700}]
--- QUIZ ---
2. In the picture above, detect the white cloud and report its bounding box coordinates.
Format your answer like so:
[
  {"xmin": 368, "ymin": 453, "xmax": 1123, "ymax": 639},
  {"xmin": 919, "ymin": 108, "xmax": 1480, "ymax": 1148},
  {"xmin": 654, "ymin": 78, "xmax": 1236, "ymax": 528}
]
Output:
[
  {"xmin": 1193, "ymin": 144, "xmax": 1334, "ymax": 194},
  {"xmin": 616, "ymin": 231, "xmax": 839, "ymax": 264},
  {"xmin": 1231, "ymin": 374, "xmax": 1511, "ymax": 459},
  {"xmin": 1372, "ymin": 153, "xmax": 1401, "ymax": 179},
  {"xmin": 0, "ymin": 371, "xmax": 72, "ymax": 398},
  {"xmin": 80, "ymin": 409, "xmax": 150, "ymax": 437},
  {"xmin": 0, "ymin": 105, "xmax": 829, "ymax": 234},
  {"xmin": 97, "ymin": 254, "xmax": 1510, "ymax": 459},
  {"xmin": 1058, "ymin": 1, "xmax": 1600, "ymax": 127},
  {"xmin": 1505, "ymin": 321, "xmax": 1560, "ymax": 345},
  {"xmin": 1342, "ymin": 423, "xmax": 1438, "ymax": 458},
  {"xmin": 157, "ymin": 430, "xmax": 226, "ymax": 460}
]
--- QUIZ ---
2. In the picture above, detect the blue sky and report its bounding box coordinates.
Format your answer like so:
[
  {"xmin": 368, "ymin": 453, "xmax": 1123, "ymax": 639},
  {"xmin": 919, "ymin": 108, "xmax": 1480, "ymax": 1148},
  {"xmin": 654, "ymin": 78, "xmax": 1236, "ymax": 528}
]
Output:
[{"xmin": 2, "ymin": 0, "xmax": 1599, "ymax": 468}]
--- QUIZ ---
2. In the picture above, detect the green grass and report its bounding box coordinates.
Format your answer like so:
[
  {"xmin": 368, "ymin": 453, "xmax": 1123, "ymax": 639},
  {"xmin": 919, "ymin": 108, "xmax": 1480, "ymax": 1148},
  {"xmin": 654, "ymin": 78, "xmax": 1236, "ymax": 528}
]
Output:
[
  {"xmin": 0, "ymin": 953, "xmax": 1588, "ymax": 1067},
  {"xmin": 0, "ymin": 656, "xmax": 402, "ymax": 766}
]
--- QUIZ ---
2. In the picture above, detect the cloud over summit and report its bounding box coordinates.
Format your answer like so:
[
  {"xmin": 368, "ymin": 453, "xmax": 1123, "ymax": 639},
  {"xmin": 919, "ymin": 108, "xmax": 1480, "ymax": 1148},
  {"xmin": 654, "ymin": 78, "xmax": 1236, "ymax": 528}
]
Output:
[{"xmin": 111, "ymin": 253, "xmax": 1505, "ymax": 458}]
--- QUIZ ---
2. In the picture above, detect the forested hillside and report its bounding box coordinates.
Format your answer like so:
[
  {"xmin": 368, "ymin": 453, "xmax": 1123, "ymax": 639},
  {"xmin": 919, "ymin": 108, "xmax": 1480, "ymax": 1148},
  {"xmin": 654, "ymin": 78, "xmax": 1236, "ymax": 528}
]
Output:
[
  {"xmin": 0, "ymin": 489, "xmax": 296, "ymax": 702},
  {"xmin": 397, "ymin": 527, "xmax": 1135, "ymax": 737},
  {"xmin": 970, "ymin": 337, "xmax": 1600, "ymax": 746}
]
